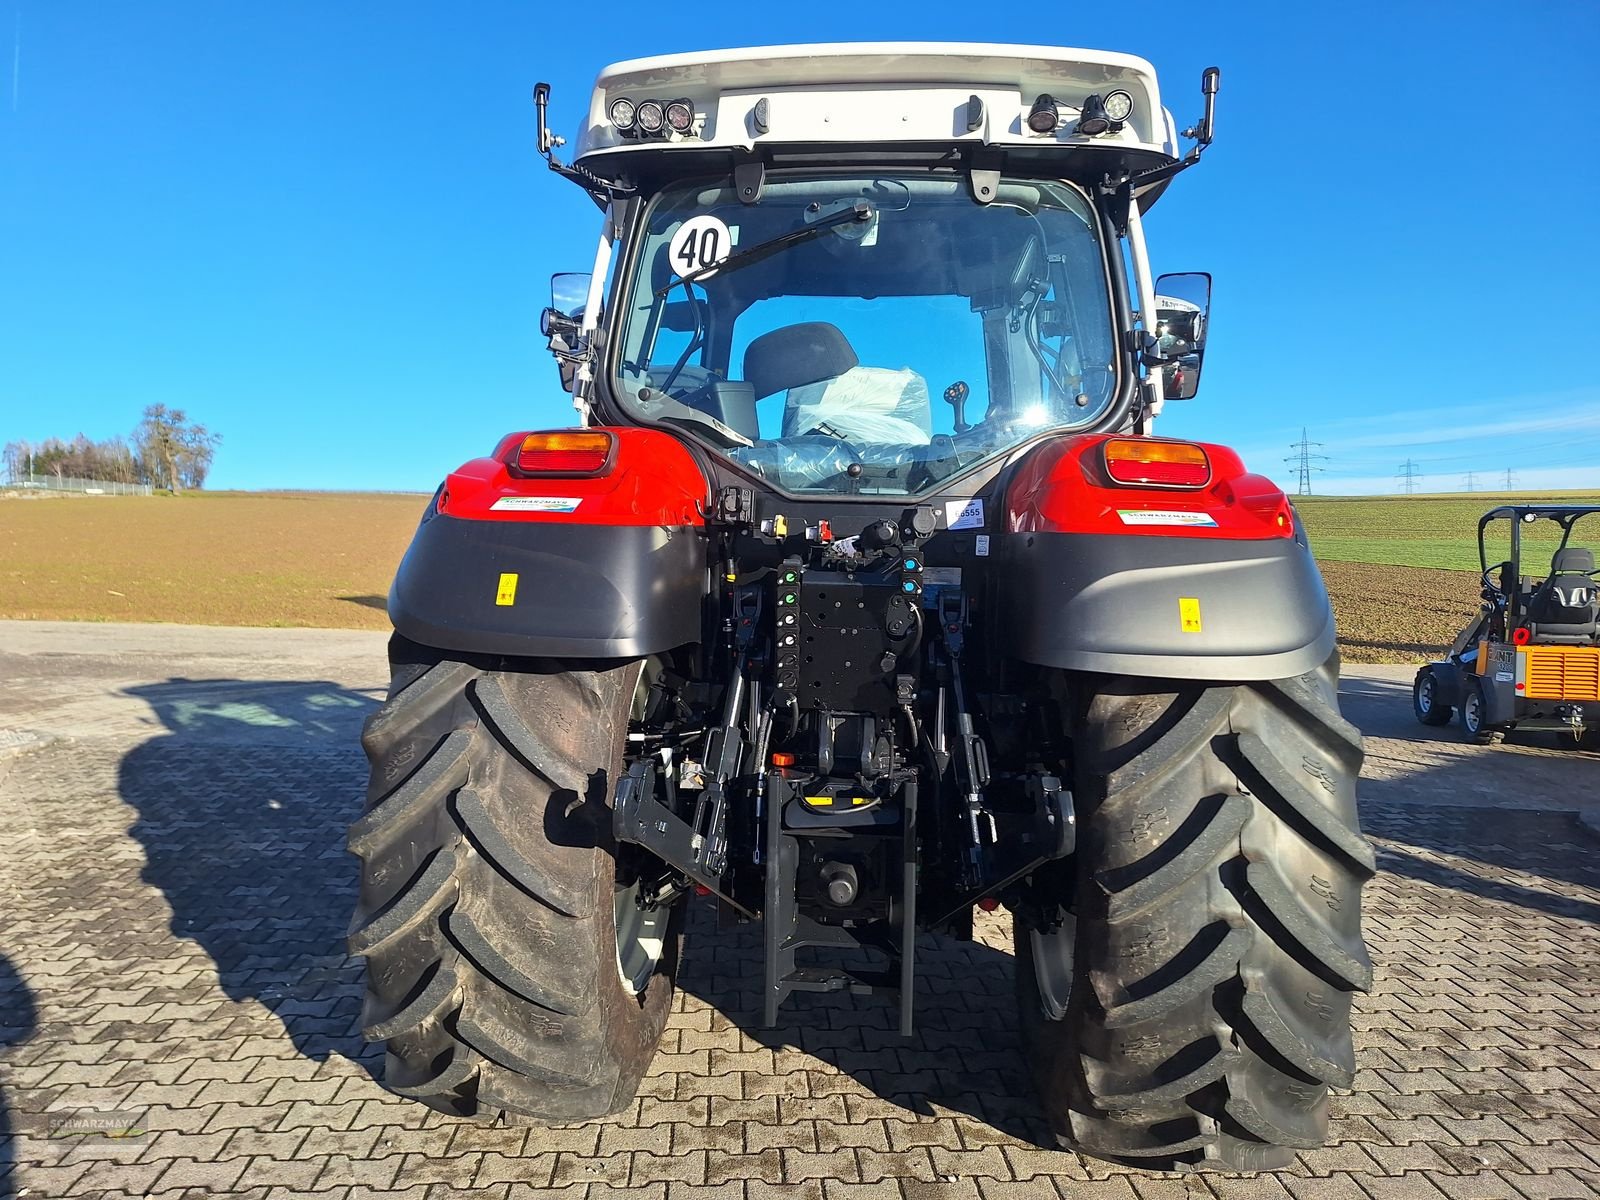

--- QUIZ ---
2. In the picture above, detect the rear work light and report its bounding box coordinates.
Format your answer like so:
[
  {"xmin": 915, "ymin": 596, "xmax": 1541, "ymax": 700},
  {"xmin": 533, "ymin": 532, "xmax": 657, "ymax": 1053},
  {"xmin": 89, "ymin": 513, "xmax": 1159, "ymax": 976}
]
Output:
[
  {"xmin": 1102, "ymin": 438, "xmax": 1212, "ymax": 488},
  {"xmin": 512, "ymin": 431, "xmax": 614, "ymax": 476}
]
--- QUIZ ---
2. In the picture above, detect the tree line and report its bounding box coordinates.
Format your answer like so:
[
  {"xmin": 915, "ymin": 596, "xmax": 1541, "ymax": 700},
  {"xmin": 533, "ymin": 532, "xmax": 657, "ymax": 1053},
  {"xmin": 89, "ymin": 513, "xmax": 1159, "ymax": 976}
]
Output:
[{"xmin": 3, "ymin": 405, "xmax": 222, "ymax": 491}]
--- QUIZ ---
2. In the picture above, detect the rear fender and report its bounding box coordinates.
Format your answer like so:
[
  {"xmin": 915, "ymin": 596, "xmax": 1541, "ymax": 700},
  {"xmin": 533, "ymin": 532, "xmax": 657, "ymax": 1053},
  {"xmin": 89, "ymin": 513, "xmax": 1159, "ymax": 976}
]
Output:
[
  {"xmin": 999, "ymin": 435, "xmax": 1335, "ymax": 681},
  {"xmin": 389, "ymin": 428, "xmax": 711, "ymax": 658}
]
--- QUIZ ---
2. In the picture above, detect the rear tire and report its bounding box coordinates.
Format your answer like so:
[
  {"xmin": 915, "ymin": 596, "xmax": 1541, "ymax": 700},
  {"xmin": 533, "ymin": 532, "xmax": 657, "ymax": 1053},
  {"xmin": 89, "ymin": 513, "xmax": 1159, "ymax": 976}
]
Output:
[
  {"xmin": 1412, "ymin": 668, "xmax": 1451, "ymax": 726},
  {"xmin": 1016, "ymin": 660, "xmax": 1374, "ymax": 1172},
  {"xmin": 348, "ymin": 637, "xmax": 679, "ymax": 1122},
  {"xmin": 1459, "ymin": 681, "xmax": 1504, "ymax": 745}
]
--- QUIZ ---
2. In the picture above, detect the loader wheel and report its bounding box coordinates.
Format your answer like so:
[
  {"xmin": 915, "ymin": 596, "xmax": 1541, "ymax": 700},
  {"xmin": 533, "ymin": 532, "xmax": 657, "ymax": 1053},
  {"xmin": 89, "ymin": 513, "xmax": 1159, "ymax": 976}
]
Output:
[
  {"xmin": 1459, "ymin": 682, "xmax": 1503, "ymax": 745},
  {"xmin": 1016, "ymin": 660, "xmax": 1375, "ymax": 1172},
  {"xmin": 1411, "ymin": 668, "xmax": 1451, "ymax": 726},
  {"xmin": 348, "ymin": 637, "xmax": 679, "ymax": 1122}
]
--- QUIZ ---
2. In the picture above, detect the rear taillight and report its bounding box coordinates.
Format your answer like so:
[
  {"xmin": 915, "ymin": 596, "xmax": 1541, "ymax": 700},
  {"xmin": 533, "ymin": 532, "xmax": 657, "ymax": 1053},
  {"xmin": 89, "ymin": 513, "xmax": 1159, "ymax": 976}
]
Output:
[
  {"xmin": 511, "ymin": 431, "xmax": 614, "ymax": 476},
  {"xmin": 1103, "ymin": 438, "xmax": 1211, "ymax": 488}
]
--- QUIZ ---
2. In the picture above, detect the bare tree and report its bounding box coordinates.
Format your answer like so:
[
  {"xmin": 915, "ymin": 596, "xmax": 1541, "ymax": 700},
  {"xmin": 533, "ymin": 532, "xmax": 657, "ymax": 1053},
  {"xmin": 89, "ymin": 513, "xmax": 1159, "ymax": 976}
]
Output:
[{"xmin": 134, "ymin": 405, "xmax": 222, "ymax": 492}]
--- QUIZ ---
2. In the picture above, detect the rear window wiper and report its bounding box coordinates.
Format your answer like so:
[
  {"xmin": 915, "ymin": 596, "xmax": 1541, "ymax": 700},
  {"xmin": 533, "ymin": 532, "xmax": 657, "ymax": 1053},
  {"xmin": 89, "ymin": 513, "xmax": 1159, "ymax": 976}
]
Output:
[{"xmin": 654, "ymin": 200, "xmax": 876, "ymax": 298}]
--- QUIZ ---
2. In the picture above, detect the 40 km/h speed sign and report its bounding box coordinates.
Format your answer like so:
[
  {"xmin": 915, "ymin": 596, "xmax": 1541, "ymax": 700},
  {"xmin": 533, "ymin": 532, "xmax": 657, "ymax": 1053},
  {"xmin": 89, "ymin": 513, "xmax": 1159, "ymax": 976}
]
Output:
[{"xmin": 667, "ymin": 215, "xmax": 733, "ymax": 281}]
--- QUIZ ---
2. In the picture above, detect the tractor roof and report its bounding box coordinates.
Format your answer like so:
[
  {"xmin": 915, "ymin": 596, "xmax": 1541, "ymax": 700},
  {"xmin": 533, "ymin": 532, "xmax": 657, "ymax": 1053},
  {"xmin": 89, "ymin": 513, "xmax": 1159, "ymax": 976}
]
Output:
[{"xmin": 573, "ymin": 42, "xmax": 1178, "ymax": 186}]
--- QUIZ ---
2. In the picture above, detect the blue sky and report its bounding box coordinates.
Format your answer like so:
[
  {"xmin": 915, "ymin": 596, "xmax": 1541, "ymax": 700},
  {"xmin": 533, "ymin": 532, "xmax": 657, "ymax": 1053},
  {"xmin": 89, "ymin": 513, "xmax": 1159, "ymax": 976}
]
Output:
[{"xmin": 2, "ymin": 1, "xmax": 1597, "ymax": 494}]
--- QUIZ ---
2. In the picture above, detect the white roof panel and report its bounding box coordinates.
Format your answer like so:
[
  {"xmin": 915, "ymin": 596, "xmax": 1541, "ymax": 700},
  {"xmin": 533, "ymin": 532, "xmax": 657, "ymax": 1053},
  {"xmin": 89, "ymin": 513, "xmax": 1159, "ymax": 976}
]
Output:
[{"xmin": 573, "ymin": 42, "xmax": 1175, "ymax": 164}]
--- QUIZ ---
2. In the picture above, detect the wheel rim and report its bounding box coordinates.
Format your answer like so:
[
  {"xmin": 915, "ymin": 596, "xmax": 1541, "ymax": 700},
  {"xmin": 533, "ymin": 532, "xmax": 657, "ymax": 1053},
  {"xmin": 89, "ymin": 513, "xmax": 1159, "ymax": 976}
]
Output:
[
  {"xmin": 615, "ymin": 880, "xmax": 669, "ymax": 996},
  {"xmin": 1417, "ymin": 676, "xmax": 1435, "ymax": 715},
  {"xmin": 1465, "ymin": 691, "xmax": 1482, "ymax": 732}
]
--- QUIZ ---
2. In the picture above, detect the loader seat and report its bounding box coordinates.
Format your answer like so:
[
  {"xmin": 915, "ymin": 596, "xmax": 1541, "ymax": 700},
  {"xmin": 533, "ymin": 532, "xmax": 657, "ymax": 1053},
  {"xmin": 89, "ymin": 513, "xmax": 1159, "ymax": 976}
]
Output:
[{"xmin": 1524, "ymin": 547, "xmax": 1599, "ymax": 643}]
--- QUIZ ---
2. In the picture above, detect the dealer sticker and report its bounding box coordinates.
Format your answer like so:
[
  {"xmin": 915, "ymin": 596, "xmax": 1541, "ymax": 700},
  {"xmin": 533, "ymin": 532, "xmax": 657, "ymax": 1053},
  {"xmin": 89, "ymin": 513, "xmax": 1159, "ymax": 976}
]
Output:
[
  {"xmin": 491, "ymin": 496, "xmax": 582, "ymax": 513},
  {"xmin": 945, "ymin": 498, "xmax": 985, "ymax": 530},
  {"xmin": 1495, "ymin": 671, "xmax": 1514, "ymax": 683},
  {"xmin": 1117, "ymin": 509, "xmax": 1219, "ymax": 528}
]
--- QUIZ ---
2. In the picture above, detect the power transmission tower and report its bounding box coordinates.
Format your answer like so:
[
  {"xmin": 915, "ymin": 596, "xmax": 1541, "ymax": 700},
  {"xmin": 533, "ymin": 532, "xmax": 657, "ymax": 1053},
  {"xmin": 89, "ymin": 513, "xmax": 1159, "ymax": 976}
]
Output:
[
  {"xmin": 1396, "ymin": 460, "xmax": 1422, "ymax": 495},
  {"xmin": 1462, "ymin": 471, "xmax": 1478, "ymax": 492},
  {"xmin": 1504, "ymin": 468, "xmax": 1518, "ymax": 491},
  {"xmin": 1284, "ymin": 427, "xmax": 1328, "ymax": 496}
]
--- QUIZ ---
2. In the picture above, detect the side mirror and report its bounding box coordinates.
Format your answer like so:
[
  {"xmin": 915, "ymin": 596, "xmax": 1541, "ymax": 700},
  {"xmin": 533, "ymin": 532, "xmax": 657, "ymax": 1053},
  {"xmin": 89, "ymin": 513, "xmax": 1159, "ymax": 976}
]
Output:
[
  {"xmin": 1153, "ymin": 271, "xmax": 1211, "ymax": 400},
  {"xmin": 542, "ymin": 272, "xmax": 593, "ymax": 394}
]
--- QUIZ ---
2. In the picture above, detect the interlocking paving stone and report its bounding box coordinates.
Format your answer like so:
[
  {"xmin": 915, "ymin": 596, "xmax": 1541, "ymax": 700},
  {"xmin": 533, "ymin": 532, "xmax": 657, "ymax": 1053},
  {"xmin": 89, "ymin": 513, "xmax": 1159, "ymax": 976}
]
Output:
[{"xmin": 1, "ymin": 670, "xmax": 1598, "ymax": 1200}]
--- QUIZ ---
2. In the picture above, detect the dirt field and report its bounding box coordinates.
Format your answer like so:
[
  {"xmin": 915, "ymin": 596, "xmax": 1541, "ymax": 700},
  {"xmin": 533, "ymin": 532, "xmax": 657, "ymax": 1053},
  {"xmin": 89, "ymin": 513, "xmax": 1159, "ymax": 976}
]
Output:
[
  {"xmin": 0, "ymin": 489, "xmax": 1553, "ymax": 663},
  {"xmin": 0, "ymin": 491, "xmax": 423, "ymax": 630}
]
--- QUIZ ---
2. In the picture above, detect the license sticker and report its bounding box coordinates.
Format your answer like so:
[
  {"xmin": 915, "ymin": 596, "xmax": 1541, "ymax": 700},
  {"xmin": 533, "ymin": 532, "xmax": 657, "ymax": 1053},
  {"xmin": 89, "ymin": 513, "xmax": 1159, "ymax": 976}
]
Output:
[
  {"xmin": 922, "ymin": 567, "xmax": 963, "ymax": 587},
  {"xmin": 975, "ymin": 534, "xmax": 990, "ymax": 557},
  {"xmin": 491, "ymin": 496, "xmax": 582, "ymax": 513},
  {"xmin": 668, "ymin": 215, "xmax": 733, "ymax": 280},
  {"xmin": 1495, "ymin": 671, "xmax": 1514, "ymax": 683},
  {"xmin": 945, "ymin": 498, "xmax": 985, "ymax": 530},
  {"xmin": 1179, "ymin": 597, "xmax": 1203, "ymax": 633},
  {"xmin": 1118, "ymin": 509, "xmax": 1219, "ymax": 528},
  {"xmin": 495, "ymin": 573, "xmax": 519, "ymax": 606}
]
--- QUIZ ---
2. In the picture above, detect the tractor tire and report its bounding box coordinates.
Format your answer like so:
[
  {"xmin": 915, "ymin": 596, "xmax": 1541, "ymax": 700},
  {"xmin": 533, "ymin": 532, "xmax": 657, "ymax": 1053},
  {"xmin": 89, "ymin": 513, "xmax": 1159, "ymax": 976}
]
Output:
[
  {"xmin": 1016, "ymin": 659, "xmax": 1375, "ymax": 1172},
  {"xmin": 1459, "ymin": 681, "xmax": 1504, "ymax": 745},
  {"xmin": 348, "ymin": 637, "xmax": 679, "ymax": 1122},
  {"xmin": 1412, "ymin": 668, "xmax": 1452, "ymax": 726}
]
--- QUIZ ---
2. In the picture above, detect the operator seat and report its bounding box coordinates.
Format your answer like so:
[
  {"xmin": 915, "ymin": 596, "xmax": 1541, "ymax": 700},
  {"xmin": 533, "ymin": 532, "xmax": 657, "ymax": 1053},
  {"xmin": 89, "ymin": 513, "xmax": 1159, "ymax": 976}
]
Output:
[
  {"xmin": 742, "ymin": 322, "xmax": 932, "ymax": 445},
  {"xmin": 744, "ymin": 322, "xmax": 860, "ymax": 401},
  {"xmin": 1524, "ymin": 547, "xmax": 1599, "ymax": 643}
]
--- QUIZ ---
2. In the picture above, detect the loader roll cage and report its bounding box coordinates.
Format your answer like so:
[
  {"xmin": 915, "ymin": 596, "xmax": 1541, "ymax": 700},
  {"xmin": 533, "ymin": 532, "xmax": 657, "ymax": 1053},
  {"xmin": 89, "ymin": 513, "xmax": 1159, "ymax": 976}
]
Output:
[{"xmin": 1478, "ymin": 504, "xmax": 1600, "ymax": 628}]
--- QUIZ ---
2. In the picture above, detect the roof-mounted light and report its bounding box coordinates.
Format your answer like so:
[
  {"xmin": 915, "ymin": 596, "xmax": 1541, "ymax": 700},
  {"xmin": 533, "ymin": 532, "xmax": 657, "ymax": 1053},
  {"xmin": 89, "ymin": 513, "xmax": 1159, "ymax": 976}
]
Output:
[
  {"xmin": 635, "ymin": 99, "xmax": 665, "ymax": 136},
  {"xmin": 1076, "ymin": 94, "xmax": 1112, "ymax": 136},
  {"xmin": 1102, "ymin": 89, "xmax": 1133, "ymax": 124},
  {"xmin": 1026, "ymin": 93, "xmax": 1060, "ymax": 134},
  {"xmin": 664, "ymin": 98, "xmax": 694, "ymax": 134},
  {"xmin": 608, "ymin": 96, "xmax": 636, "ymax": 134}
]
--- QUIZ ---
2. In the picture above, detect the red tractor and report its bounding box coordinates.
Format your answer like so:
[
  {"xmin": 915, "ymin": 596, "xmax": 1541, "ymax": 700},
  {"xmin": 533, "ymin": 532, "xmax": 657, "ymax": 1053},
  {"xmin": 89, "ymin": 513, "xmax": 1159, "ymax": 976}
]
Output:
[{"xmin": 349, "ymin": 44, "xmax": 1372, "ymax": 1173}]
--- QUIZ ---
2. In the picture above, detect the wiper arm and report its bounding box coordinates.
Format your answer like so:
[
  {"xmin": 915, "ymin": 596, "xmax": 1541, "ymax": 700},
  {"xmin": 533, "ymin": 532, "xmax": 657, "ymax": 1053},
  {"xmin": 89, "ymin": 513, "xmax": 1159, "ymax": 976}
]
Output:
[{"xmin": 655, "ymin": 200, "xmax": 875, "ymax": 298}]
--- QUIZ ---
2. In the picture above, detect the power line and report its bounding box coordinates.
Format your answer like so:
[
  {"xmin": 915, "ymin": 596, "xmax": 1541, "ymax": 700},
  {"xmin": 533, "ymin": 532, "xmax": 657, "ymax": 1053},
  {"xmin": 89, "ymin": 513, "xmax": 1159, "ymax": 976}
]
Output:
[
  {"xmin": 1283, "ymin": 427, "xmax": 1328, "ymax": 496},
  {"xmin": 1396, "ymin": 459, "xmax": 1423, "ymax": 494}
]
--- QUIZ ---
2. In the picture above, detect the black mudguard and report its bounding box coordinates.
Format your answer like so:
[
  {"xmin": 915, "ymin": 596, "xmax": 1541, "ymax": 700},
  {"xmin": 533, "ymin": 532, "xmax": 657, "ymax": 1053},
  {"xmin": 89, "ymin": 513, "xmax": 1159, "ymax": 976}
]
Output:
[
  {"xmin": 999, "ymin": 529, "xmax": 1335, "ymax": 681},
  {"xmin": 388, "ymin": 512, "xmax": 706, "ymax": 659}
]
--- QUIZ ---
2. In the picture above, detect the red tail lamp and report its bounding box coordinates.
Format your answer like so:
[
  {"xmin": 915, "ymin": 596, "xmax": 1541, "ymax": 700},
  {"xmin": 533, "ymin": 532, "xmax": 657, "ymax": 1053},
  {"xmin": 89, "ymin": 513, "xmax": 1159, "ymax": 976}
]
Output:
[
  {"xmin": 511, "ymin": 431, "xmax": 614, "ymax": 476},
  {"xmin": 1103, "ymin": 438, "xmax": 1212, "ymax": 488},
  {"xmin": 1511, "ymin": 627, "xmax": 1531, "ymax": 645}
]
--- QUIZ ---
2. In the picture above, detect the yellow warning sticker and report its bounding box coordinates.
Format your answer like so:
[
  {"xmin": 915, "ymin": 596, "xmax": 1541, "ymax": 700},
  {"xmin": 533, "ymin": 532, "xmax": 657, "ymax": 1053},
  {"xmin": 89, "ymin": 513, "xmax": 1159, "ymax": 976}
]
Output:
[
  {"xmin": 1179, "ymin": 597, "xmax": 1202, "ymax": 634},
  {"xmin": 495, "ymin": 572, "xmax": 519, "ymax": 607}
]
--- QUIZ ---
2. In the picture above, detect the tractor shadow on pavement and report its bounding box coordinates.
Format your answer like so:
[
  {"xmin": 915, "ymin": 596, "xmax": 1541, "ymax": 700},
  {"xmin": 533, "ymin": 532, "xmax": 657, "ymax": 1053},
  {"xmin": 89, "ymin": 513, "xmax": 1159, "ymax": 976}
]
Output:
[
  {"xmin": 672, "ymin": 910, "xmax": 1058, "ymax": 1146},
  {"xmin": 1344, "ymin": 672, "xmax": 1600, "ymax": 923},
  {"xmin": 0, "ymin": 955, "xmax": 37, "ymax": 1192},
  {"xmin": 117, "ymin": 678, "xmax": 382, "ymax": 1080}
]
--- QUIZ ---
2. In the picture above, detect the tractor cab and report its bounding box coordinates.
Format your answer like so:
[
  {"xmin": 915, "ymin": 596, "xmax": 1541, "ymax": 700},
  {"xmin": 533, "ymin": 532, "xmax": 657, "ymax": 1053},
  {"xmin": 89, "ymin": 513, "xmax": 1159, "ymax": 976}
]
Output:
[
  {"xmin": 532, "ymin": 44, "xmax": 1220, "ymax": 497},
  {"xmin": 1415, "ymin": 505, "xmax": 1600, "ymax": 745}
]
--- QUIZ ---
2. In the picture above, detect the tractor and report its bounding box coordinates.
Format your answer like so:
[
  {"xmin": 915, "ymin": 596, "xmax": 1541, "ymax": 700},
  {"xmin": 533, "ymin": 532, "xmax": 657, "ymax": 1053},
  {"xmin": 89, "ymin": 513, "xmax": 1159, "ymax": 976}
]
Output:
[
  {"xmin": 349, "ymin": 44, "xmax": 1372, "ymax": 1173},
  {"xmin": 1414, "ymin": 505, "xmax": 1600, "ymax": 747}
]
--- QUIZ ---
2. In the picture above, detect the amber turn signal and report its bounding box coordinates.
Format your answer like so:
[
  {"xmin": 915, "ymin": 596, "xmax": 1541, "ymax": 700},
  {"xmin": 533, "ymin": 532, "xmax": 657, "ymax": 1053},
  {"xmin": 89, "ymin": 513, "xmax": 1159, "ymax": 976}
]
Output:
[
  {"xmin": 1102, "ymin": 438, "xmax": 1211, "ymax": 488},
  {"xmin": 513, "ymin": 431, "xmax": 614, "ymax": 476}
]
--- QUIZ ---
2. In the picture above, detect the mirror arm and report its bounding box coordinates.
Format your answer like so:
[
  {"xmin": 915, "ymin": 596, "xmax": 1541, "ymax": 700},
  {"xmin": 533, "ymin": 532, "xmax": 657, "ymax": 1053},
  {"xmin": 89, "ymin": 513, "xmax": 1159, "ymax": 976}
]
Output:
[{"xmin": 533, "ymin": 82, "xmax": 635, "ymax": 208}]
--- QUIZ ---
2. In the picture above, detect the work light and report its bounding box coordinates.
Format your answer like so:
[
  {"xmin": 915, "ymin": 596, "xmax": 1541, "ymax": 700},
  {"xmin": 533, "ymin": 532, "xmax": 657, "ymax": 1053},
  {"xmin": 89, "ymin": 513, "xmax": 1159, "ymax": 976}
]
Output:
[
  {"xmin": 608, "ymin": 96, "xmax": 636, "ymax": 132},
  {"xmin": 1075, "ymin": 94, "xmax": 1112, "ymax": 136},
  {"xmin": 636, "ymin": 99, "xmax": 666, "ymax": 135},
  {"xmin": 1102, "ymin": 89, "xmax": 1133, "ymax": 123},
  {"xmin": 664, "ymin": 98, "xmax": 694, "ymax": 134},
  {"xmin": 1026, "ymin": 94, "xmax": 1060, "ymax": 134}
]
